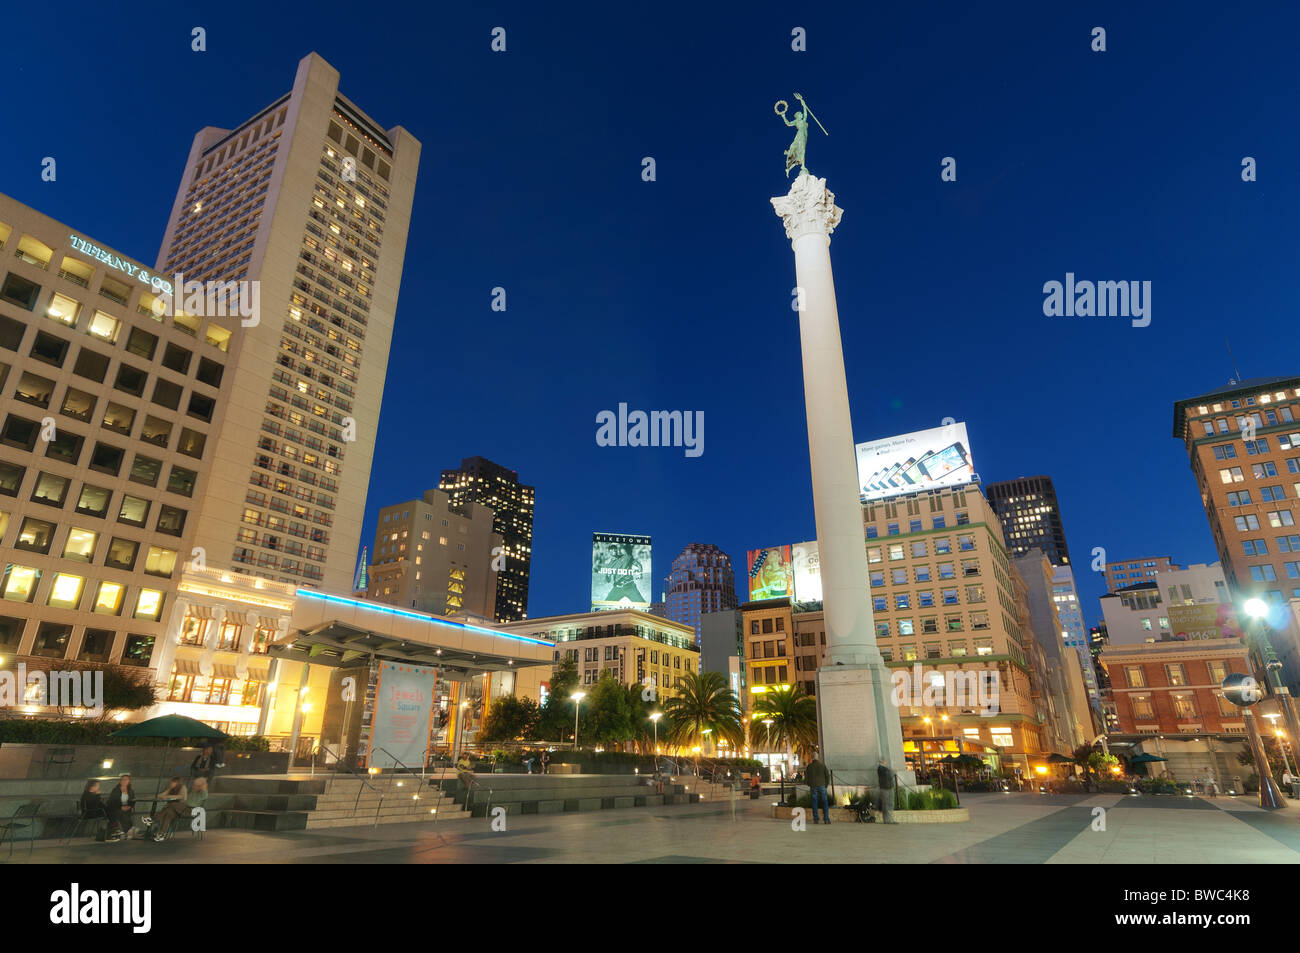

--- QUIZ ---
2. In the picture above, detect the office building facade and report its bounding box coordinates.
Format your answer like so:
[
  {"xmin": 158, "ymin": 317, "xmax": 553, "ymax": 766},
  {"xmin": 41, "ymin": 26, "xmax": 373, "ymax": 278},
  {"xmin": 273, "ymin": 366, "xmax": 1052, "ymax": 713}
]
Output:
[
  {"xmin": 1051, "ymin": 563, "xmax": 1101, "ymax": 707},
  {"xmin": 155, "ymin": 52, "xmax": 420, "ymax": 594},
  {"xmin": 984, "ymin": 475, "xmax": 1073, "ymax": 566},
  {"xmin": 1099, "ymin": 563, "xmax": 1232, "ymax": 646},
  {"xmin": 365, "ymin": 488, "xmax": 501, "ymax": 619},
  {"xmin": 498, "ymin": 609, "xmax": 699, "ymax": 701},
  {"xmin": 0, "ymin": 197, "xmax": 225, "ymax": 675},
  {"xmin": 1104, "ymin": 556, "xmax": 1179, "ymax": 593},
  {"xmin": 1012, "ymin": 549, "xmax": 1096, "ymax": 748},
  {"xmin": 663, "ymin": 542, "xmax": 737, "ymax": 644},
  {"xmin": 438, "ymin": 456, "xmax": 534, "ymax": 622}
]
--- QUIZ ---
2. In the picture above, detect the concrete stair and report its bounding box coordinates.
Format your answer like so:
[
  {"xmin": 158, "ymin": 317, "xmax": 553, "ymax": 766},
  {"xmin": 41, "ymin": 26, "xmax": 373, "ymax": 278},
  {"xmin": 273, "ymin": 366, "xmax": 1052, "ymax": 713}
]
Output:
[
  {"xmin": 0, "ymin": 775, "xmax": 326, "ymax": 836},
  {"xmin": 0, "ymin": 771, "xmax": 706, "ymax": 838},
  {"xmin": 303, "ymin": 775, "xmax": 454, "ymax": 829},
  {"xmin": 437, "ymin": 773, "xmax": 701, "ymax": 818}
]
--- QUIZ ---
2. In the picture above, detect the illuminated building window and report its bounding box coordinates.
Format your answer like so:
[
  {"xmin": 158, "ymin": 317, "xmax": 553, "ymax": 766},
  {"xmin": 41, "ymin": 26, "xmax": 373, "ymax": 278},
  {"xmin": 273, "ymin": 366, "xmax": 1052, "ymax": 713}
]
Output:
[
  {"xmin": 2, "ymin": 564, "xmax": 40, "ymax": 602},
  {"xmin": 46, "ymin": 572, "xmax": 86, "ymax": 610},
  {"xmin": 93, "ymin": 581, "xmax": 125, "ymax": 616},
  {"xmin": 134, "ymin": 588, "xmax": 164, "ymax": 621}
]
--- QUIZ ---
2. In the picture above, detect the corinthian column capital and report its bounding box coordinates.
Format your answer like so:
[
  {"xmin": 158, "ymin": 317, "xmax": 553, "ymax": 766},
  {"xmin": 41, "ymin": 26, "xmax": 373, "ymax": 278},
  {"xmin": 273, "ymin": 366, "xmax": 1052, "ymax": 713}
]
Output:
[{"xmin": 771, "ymin": 171, "xmax": 843, "ymax": 243}]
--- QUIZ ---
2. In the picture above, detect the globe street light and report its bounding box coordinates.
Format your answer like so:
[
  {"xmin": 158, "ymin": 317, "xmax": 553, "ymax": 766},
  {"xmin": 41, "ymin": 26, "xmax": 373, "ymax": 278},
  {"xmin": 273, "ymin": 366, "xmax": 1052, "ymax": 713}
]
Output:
[
  {"xmin": 1221, "ymin": 672, "xmax": 1285, "ymax": 809},
  {"xmin": 1243, "ymin": 598, "xmax": 1300, "ymax": 756},
  {"xmin": 571, "ymin": 691, "xmax": 586, "ymax": 751}
]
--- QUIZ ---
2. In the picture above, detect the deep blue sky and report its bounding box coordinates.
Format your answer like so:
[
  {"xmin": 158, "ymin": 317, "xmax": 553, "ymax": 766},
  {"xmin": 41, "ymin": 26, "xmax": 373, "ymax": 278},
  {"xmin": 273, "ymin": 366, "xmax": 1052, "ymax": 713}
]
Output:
[{"xmin": 4, "ymin": 2, "xmax": 1297, "ymax": 628}]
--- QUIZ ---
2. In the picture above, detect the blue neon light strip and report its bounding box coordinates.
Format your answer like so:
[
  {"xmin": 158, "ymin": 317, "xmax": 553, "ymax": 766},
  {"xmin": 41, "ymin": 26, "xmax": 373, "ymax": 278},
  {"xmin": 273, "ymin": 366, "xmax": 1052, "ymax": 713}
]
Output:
[{"xmin": 295, "ymin": 589, "xmax": 555, "ymax": 647}]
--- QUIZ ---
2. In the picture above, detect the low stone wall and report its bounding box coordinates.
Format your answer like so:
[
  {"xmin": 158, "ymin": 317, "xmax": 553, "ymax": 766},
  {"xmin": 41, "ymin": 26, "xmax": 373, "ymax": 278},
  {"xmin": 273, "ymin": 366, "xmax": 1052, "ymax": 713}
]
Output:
[{"xmin": 0, "ymin": 743, "xmax": 289, "ymax": 780}]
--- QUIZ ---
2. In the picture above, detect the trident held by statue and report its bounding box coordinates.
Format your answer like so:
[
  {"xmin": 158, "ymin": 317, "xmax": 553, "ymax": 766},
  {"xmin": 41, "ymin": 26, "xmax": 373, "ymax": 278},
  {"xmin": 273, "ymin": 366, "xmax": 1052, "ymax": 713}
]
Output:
[{"xmin": 774, "ymin": 93, "xmax": 828, "ymax": 178}]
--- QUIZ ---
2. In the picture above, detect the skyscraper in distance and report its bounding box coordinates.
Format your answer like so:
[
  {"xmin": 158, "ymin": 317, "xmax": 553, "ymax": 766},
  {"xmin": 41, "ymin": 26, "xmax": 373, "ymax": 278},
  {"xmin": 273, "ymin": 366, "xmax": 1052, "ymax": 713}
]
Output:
[
  {"xmin": 438, "ymin": 456, "xmax": 534, "ymax": 621},
  {"xmin": 155, "ymin": 52, "xmax": 421, "ymax": 593},
  {"xmin": 664, "ymin": 543, "xmax": 738, "ymax": 644},
  {"xmin": 985, "ymin": 475, "xmax": 1073, "ymax": 566}
]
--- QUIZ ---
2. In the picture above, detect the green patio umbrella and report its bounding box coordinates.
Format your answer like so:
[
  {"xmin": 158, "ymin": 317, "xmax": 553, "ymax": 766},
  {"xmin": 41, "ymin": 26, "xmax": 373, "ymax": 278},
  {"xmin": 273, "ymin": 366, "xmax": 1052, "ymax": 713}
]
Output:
[
  {"xmin": 110, "ymin": 714, "xmax": 229, "ymax": 799},
  {"xmin": 1128, "ymin": 753, "xmax": 1167, "ymax": 763},
  {"xmin": 1045, "ymin": 753, "xmax": 1075, "ymax": 763}
]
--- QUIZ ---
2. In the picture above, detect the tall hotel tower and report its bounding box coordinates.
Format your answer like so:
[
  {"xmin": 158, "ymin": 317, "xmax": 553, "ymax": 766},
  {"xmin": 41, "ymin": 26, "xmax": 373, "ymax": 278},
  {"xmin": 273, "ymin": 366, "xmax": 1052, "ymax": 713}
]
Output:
[{"xmin": 156, "ymin": 53, "xmax": 420, "ymax": 594}]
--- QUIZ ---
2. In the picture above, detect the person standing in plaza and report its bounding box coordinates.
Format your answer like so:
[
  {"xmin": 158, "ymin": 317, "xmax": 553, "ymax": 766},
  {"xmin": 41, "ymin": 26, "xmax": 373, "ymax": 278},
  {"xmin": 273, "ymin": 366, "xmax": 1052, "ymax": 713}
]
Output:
[
  {"xmin": 191, "ymin": 745, "xmax": 216, "ymax": 784},
  {"xmin": 805, "ymin": 751, "xmax": 831, "ymax": 824},
  {"xmin": 877, "ymin": 759, "xmax": 897, "ymax": 824},
  {"xmin": 540, "ymin": 749, "xmax": 550, "ymax": 775}
]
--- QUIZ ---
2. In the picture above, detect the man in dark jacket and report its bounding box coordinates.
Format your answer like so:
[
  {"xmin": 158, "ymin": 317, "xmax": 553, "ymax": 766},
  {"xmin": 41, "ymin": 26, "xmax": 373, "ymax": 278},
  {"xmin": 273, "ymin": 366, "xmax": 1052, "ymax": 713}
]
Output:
[
  {"xmin": 191, "ymin": 745, "xmax": 216, "ymax": 783},
  {"xmin": 805, "ymin": 752, "xmax": 831, "ymax": 824},
  {"xmin": 877, "ymin": 759, "xmax": 897, "ymax": 824}
]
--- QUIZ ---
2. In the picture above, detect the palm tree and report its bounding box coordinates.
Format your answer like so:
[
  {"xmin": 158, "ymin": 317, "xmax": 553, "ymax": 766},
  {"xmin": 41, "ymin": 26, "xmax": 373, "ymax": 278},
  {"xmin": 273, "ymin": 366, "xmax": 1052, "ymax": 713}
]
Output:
[
  {"xmin": 749, "ymin": 686, "xmax": 818, "ymax": 778},
  {"xmin": 662, "ymin": 671, "xmax": 744, "ymax": 758}
]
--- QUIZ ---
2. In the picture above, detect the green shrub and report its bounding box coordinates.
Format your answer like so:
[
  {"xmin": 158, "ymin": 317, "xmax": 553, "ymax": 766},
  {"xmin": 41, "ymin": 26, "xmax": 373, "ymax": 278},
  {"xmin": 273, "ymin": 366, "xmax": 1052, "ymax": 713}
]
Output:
[
  {"xmin": 0, "ymin": 719, "xmax": 269, "ymax": 750},
  {"xmin": 930, "ymin": 788, "xmax": 958, "ymax": 809}
]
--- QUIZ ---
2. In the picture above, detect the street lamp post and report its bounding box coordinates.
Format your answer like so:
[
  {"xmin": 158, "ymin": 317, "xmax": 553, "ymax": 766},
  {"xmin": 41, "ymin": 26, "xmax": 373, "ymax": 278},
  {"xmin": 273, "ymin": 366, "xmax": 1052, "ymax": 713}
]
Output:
[
  {"xmin": 572, "ymin": 691, "xmax": 586, "ymax": 752},
  {"xmin": 650, "ymin": 711, "xmax": 662, "ymax": 761},
  {"xmin": 1244, "ymin": 599, "xmax": 1300, "ymax": 758},
  {"xmin": 762, "ymin": 718, "xmax": 774, "ymax": 778},
  {"xmin": 1221, "ymin": 671, "xmax": 1285, "ymax": 809}
]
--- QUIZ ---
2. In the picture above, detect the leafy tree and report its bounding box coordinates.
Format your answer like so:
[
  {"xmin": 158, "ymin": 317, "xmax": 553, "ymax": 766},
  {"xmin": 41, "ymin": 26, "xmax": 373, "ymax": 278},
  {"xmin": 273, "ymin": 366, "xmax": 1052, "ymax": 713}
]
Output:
[
  {"xmin": 662, "ymin": 671, "xmax": 744, "ymax": 756},
  {"xmin": 584, "ymin": 673, "xmax": 637, "ymax": 747},
  {"xmin": 480, "ymin": 694, "xmax": 539, "ymax": 742},
  {"xmin": 625, "ymin": 682, "xmax": 666, "ymax": 754},
  {"xmin": 532, "ymin": 656, "xmax": 580, "ymax": 742},
  {"xmin": 749, "ymin": 685, "xmax": 818, "ymax": 773}
]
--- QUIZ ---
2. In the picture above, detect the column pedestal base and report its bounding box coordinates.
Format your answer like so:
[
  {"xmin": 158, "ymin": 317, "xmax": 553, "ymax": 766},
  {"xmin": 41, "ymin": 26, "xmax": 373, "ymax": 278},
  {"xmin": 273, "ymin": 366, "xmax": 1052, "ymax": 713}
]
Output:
[{"xmin": 817, "ymin": 663, "xmax": 914, "ymax": 788}]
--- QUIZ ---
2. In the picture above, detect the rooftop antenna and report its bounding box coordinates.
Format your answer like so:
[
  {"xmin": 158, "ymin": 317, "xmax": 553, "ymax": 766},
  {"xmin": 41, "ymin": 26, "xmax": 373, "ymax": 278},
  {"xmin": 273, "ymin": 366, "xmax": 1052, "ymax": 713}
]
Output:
[{"xmin": 1226, "ymin": 337, "xmax": 1242, "ymax": 384}]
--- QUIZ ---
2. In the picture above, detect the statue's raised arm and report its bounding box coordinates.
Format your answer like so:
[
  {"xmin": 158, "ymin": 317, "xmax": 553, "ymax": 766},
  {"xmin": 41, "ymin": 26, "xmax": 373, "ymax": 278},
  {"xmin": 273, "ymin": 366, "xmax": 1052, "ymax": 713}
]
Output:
[{"xmin": 775, "ymin": 94, "xmax": 828, "ymax": 178}]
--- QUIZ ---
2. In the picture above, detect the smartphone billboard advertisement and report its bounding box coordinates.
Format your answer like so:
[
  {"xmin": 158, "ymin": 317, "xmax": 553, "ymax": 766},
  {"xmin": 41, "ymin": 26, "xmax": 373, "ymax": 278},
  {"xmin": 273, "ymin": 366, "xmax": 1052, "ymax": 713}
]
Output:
[
  {"xmin": 591, "ymin": 533, "xmax": 652, "ymax": 611},
  {"xmin": 855, "ymin": 422, "xmax": 974, "ymax": 502}
]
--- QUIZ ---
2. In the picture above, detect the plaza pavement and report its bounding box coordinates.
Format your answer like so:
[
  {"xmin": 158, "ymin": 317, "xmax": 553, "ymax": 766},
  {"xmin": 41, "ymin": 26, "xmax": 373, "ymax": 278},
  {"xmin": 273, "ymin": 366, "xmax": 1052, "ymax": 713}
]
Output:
[{"xmin": 7, "ymin": 791, "xmax": 1299, "ymax": 864}]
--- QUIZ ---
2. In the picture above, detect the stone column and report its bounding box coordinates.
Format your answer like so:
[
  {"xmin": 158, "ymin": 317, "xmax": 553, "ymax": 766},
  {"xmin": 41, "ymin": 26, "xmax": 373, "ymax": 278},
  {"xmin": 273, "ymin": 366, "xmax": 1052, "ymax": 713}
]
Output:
[
  {"xmin": 197, "ymin": 607, "xmax": 225, "ymax": 677},
  {"xmin": 771, "ymin": 172, "xmax": 908, "ymax": 787},
  {"xmin": 151, "ymin": 597, "xmax": 190, "ymax": 699}
]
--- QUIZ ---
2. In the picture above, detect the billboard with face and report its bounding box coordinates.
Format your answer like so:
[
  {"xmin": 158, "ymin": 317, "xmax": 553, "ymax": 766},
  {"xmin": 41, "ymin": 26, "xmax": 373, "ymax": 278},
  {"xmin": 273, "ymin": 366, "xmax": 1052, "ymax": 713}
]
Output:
[
  {"xmin": 591, "ymin": 533, "xmax": 652, "ymax": 611},
  {"xmin": 748, "ymin": 545, "xmax": 794, "ymax": 601},
  {"xmin": 855, "ymin": 422, "xmax": 974, "ymax": 502}
]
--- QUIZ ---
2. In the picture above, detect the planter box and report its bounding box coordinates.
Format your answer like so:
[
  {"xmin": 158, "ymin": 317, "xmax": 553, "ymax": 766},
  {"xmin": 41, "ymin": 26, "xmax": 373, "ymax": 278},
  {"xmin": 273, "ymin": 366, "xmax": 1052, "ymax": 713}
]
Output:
[{"xmin": 770, "ymin": 804, "xmax": 969, "ymax": 823}]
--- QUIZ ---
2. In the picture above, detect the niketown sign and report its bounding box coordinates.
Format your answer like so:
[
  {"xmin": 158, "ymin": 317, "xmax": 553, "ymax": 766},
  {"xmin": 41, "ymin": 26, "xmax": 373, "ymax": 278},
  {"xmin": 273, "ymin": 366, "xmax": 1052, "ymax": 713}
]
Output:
[{"xmin": 68, "ymin": 234, "xmax": 174, "ymax": 295}]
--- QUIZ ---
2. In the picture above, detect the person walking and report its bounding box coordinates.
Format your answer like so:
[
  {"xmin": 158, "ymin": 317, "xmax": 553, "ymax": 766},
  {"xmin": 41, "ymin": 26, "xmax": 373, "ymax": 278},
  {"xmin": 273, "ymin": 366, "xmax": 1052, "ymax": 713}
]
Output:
[
  {"xmin": 877, "ymin": 759, "xmax": 897, "ymax": 824},
  {"xmin": 805, "ymin": 752, "xmax": 831, "ymax": 824}
]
